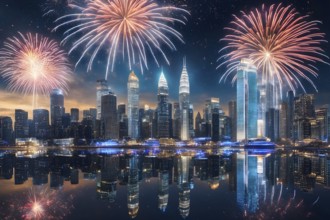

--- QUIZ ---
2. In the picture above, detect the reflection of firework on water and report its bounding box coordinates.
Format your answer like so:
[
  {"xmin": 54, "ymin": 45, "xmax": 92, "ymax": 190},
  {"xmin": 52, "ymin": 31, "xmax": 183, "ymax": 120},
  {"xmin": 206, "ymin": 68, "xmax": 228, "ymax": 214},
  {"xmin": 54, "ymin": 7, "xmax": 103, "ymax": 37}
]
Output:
[
  {"xmin": 54, "ymin": 0, "xmax": 189, "ymax": 78},
  {"xmin": 244, "ymin": 186, "xmax": 318, "ymax": 220},
  {"xmin": 219, "ymin": 4, "xmax": 328, "ymax": 93},
  {"xmin": 0, "ymin": 32, "xmax": 72, "ymax": 108},
  {"xmin": 3, "ymin": 187, "xmax": 74, "ymax": 220},
  {"xmin": 43, "ymin": 0, "xmax": 87, "ymax": 17}
]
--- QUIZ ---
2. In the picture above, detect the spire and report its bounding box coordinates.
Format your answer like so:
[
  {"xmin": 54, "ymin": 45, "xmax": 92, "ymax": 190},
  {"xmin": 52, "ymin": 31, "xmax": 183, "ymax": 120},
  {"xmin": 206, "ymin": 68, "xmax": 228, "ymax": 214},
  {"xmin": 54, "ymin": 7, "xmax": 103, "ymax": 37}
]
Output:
[
  {"xmin": 183, "ymin": 56, "xmax": 186, "ymax": 68},
  {"xmin": 158, "ymin": 71, "xmax": 168, "ymax": 89},
  {"xmin": 128, "ymin": 71, "xmax": 139, "ymax": 81},
  {"xmin": 179, "ymin": 57, "xmax": 189, "ymax": 94}
]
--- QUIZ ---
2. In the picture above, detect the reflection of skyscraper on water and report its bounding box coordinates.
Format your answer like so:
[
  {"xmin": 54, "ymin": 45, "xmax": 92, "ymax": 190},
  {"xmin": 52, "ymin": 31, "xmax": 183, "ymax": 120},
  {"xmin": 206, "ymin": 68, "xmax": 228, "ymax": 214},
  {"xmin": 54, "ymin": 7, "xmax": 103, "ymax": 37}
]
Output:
[
  {"xmin": 208, "ymin": 155, "xmax": 220, "ymax": 190},
  {"xmin": 127, "ymin": 155, "xmax": 139, "ymax": 218},
  {"xmin": 236, "ymin": 152, "xmax": 246, "ymax": 211},
  {"xmin": 178, "ymin": 155, "xmax": 193, "ymax": 219},
  {"xmin": 158, "ymin": 171, "xmax": 169, "ymax": 212},
  {"xmin": 236, "ymin": 152, "xmax": 268, "ymax": 214},
  {"xmin": 97, "ymin": 155, "xmax": 119, "ymax": 202}
]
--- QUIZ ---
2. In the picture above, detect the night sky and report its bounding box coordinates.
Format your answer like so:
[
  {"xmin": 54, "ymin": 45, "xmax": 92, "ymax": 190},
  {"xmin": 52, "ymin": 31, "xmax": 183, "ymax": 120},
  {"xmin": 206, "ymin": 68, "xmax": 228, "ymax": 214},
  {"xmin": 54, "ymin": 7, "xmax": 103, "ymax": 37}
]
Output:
[{"xmin": 0, "ymin": 0, "xmax": 330, "ymax": 120}]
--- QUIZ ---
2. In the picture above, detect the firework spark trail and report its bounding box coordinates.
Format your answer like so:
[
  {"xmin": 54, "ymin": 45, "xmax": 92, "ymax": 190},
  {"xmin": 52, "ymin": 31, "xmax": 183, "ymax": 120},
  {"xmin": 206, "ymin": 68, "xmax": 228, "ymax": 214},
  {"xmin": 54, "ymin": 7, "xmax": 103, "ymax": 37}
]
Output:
[
  {"xmin": 43, "ymin": 0, "xmax": 87, "ymax": 17},
  {"xmin": 0, "ymin": 32, "xmax": 72, "ymax": 108},
  {"xmin": 218, "ymin": 3, "xmax": 328, "ymax": 93},
  {"xmin": 54, "ymin": 0, "xmax": 189, "ymax": 79}
]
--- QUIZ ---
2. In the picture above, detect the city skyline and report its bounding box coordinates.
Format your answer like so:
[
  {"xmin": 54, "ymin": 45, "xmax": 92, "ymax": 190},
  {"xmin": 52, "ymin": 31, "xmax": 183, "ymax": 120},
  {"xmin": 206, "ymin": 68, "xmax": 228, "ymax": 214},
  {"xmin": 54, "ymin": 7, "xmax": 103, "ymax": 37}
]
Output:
[{"xmin": 1, "ymin": 0, "xmax": 330, "ymax": 121}]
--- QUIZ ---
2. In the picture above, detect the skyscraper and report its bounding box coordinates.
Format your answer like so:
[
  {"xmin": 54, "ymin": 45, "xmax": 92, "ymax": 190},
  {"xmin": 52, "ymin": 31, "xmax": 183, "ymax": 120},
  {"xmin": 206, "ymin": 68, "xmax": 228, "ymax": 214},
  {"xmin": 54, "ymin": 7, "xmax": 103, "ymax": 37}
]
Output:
[
  {"xmin": 286, "ymin": 91, "xmax": 294, "ymax": 140},
  {"xmin": 195, "ymin": 112, "xmax": 202, "ymax": 137},
  {"xmin": 236, "ymin": 59, "xmax": 258, "ymax": 141},
  {"xmin": 127, "ymin": 71, "xmax": 140, "ymax": 139},
  {"xmin": 179, "ymin": 57, "xmax": 190, "ymax": 140},
  {"xmin": 14, "ymin": 109, "xmax": 28, "ymax": 139},
  {"xmin": 173, "ymin": 102, "xmax": 181, "ymax": 139},
  {"xmin": 70, "ymin": 108, "xmax": 79, "ymax": 123},
  {"xmin": 168, "ymin": 103, "xmax": 173, "ymax": 138},
  {"xmin": 157, "ymin": 72, "xmax": 170, "ymax": 138},
  {"xmin": 228, "ymin": 101, "xmax": 237, "ymax": 141},
  {"xmin": 189, "ymin": 104, "xmax": 194, "ymax": 138},
  {"xmin": 0, "ymin": 116, "xmax": 13, "ymax": 144},
  {"xmin": 316, "ymin": 108, "xmax": 328, "ymax": 141},
  {"xmin": 101, "ymin": 92, "xmax": 118, "ymax": 139},
  {"xmin": 279, "ymin": 102, "xmax": 288, "ymax": 140},
  {"xmin": 33, "ymin": 109, "xmax": 49, "ymax": 139},
  {"xmin": 50, "ymin": 89, "xmax": 64, "ymax": 138},
  {"xmin": 293, "ymin": 94, "xmax": 315, "ymax": 141},
  {"xmin": 96, "ymin": 79, "xmax": 110, "ymax": 120},
  {"xmin": 118, "ymin": 104, "xmax": 126, "ymax": 120}
]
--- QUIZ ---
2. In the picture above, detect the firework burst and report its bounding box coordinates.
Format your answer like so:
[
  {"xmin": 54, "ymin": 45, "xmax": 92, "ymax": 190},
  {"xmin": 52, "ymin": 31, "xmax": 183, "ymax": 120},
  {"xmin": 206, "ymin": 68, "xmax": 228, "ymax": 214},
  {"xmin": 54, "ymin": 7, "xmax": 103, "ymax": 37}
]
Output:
[
  {"xmin": 0, "ymin": 32, "xmax": 72, "ymax": 108},
  {"xmin": 54, "ymin": 0, "xmax": 189, "ymax": 79},
  {"xmin": 1, "ymin": 186, "xmax": 74, "ymax": 220},
  {"xmin": 218, "ymin": 4, "xmax": 328, "ymax": 93}
]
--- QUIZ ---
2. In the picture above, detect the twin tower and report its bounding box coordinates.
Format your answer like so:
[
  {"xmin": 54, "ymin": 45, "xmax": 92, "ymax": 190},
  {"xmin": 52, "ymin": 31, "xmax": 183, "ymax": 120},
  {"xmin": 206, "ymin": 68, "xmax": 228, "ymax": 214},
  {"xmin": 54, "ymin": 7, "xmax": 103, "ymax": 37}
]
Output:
[{"xmin": 127, "ymin": 58, "xmax": 190, "ymax": 140}]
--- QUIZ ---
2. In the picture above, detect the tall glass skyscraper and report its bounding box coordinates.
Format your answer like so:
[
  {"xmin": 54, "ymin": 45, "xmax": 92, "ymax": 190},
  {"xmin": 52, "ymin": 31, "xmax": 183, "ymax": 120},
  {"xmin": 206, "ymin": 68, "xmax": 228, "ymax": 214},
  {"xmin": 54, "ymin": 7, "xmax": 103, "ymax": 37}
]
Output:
[
  {"xmin": 237, "ymin": 59, "xmax": 258, "ymax": 141},
  {"xmin": 179, "ymin": 58, "xmax": 190, "ymax": 140},
  {"xmin": 96, "ymin": 79, "xmax": 110, "ymax": 120},
  {"xmin": 33, "ymin": 109, "xmax": 49, "ymax": 139},
  {"xmin": 14, "ymin": 109, "xmax": 28, "ymax": 138},
  {"xmin": 101, "ymin": 92, "xmax": 118, "ymax": 139},
  {"xmin": 127, "ymin": 71, "xmax": 139, "ymax": 139},
  {"xmin": 50, "ymin": 89, "xmax": 64, "ymax": 138},
  {"xmin": 157, "ymin": 72, "xmax": 170, "ymax": 138}
]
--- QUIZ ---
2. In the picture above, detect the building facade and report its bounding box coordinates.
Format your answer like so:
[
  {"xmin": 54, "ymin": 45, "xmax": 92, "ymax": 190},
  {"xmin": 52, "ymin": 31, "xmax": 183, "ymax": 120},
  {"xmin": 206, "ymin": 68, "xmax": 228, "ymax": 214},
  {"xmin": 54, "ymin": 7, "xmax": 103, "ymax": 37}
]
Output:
[
  {"xmin": 127, "ymin": 71, "xmax": 140, "ymax": 139},
  {"xmin": 236, "ymin": 59, "xmax": 258, "ymax": 141},
  {"xmin": 157, "ymin": 72, "xmax": 170, "ymax": 138},
  {"xmin": 179, "ymin": 58, "xmax": 190, "ymax": 140},
  {"xmin": 101, "ymin": 92, "xmax": 118, "ymax": 139},
  {"xmin": 97, "ymin": 79, "xmax": 110, "ymax": 120}
]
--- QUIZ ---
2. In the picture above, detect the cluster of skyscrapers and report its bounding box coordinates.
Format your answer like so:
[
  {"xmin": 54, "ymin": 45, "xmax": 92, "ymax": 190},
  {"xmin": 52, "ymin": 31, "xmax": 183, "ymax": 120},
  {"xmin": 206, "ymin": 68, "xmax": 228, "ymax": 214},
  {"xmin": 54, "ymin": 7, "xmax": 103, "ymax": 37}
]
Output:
[
  {"xmin": 233, "ymin": 58, "xmax": 330, "ymax": 143},
  {"xmin": 0, "ymin": 58, "xmax": 329, "ymax": 145}
]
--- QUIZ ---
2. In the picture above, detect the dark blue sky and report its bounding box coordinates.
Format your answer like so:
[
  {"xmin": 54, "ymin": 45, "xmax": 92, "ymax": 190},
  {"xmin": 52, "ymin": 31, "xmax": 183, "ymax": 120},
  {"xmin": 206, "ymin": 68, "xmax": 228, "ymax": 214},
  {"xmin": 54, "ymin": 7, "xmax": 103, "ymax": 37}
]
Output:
[{"xmin": 0, "ymin": 0, "xmax": 329, "ymax": 118}]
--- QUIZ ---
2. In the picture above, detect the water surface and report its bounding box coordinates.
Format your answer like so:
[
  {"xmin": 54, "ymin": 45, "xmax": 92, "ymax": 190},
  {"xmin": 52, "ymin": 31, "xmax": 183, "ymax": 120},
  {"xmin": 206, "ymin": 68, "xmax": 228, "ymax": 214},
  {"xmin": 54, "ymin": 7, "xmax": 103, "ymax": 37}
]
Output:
[{"xmin": 1, "ymin": 147, "xmax": 330, "ymax": 219}]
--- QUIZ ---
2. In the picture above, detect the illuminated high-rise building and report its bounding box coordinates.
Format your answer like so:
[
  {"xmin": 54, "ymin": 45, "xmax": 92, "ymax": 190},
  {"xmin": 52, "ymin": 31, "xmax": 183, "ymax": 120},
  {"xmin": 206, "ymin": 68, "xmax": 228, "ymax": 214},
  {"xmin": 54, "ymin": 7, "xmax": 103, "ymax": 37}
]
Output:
[
  {"xmin": 50, "ymin": 89, "xmax": 64, "ymax": 138},
  {"xmin": 157, "ymin": 71, "xmax": 170, "ymax": 138},
  {"xmin": 14, "ymin": 109, "xmax": 28, "ymax": 139},
  {"xmin": 70, "ymin": 108, "xmax": 79, "ymax": 123},
  {"xmin": 96, "ymin": 79, "xmax": 110, "ymax": 120},
  {"xmin": 173, "ymin": 102, "xmax": 181, "ymax": 139},
  {"xmin": 236, "ymin": 59, "xmax": 258, "ymax": 141},
  {"xmin": 316, "ymin": 108, "xmax": 328, "ymax": 141},
  {"xmin": 189, "ymin": 104, "xmax": 194, "ymax": 138},
  {"xmin": 127, "ymin": 71, "xmax": 140, "ymax": 139},
  {"xmin": 179, "ymin": 57, "xmax": 190, "ymax": 140},
  {"xmin": 33, "ymin": 109, "xmax": 49, "ymax": 139},
  {"xmin": 286, "ymin": 91, "xmax": 294, "ymax": 140},
  {"xmin": 228, "ymin": 101, "xmax": 237, "ymax": 141},
  {"xmin": 0, "ymin": 116, "xmax": 13, "ymax": 144},
  {"xmin": 194, "ymin": 112, "xmax": 202, "ymax": 137},
  {"xmin": 101, "ymin": 92, "xmax": 118, "ymax": 139}
]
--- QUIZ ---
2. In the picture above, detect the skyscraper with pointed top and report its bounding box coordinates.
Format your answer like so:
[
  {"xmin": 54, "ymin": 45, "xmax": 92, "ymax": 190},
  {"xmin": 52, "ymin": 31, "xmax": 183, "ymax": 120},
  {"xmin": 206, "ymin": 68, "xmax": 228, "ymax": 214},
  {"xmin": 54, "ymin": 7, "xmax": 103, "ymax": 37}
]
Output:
[
  {"xmin": 179, "ymin": 57, "xmax": 190, "ymax": 140},
  {"xmin": 128, "ymin": 71, "xmax": 140, "ymax": 139},
  {"xmin": 157, "ymin": 71, "xmax": 170, "ymax": 138}
]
